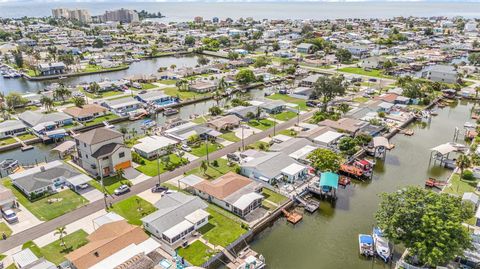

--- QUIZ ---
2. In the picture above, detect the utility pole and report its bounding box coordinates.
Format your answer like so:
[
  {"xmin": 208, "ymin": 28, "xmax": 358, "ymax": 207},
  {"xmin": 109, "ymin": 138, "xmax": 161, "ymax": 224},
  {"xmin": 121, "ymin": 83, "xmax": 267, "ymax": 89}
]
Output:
[
  {"xmin": 205, "ymin": 138, "xmax": 209, "ymax": 163},
  {"xmin": 157, "ymin": 149, "xmax": 161, "ymax": 186},
  {"xmin": 99, "ymin": 161, "xmax": 108, "ymax": 210},
  {"xmin": 241, "ymin": 123, "xmax": 245, "ymax": 151}
]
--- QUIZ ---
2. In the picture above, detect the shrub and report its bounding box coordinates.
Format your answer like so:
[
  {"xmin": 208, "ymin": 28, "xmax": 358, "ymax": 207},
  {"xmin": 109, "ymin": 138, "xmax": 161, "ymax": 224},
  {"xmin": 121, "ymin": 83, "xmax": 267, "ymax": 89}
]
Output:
[
  {"xmin": 212, "ymin": 160, "xmax": 219, "ymax": 167},
  {"xmin": 462, "ymin": 170, "xmax": 475, "ymax": 182}
]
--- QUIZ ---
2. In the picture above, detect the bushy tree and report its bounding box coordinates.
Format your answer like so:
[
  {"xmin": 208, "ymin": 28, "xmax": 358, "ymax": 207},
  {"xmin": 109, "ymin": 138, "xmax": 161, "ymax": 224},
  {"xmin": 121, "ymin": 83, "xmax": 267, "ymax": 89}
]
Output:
[
  {"xmin": 235, "ymin": 69, "xmax": 255, "ymax": 85},
  {"xmin": 307, "ymin": 148, "xmax": 342, "ymax": 172},
  {"xmin": 312, "ymin": 75, "xmax": 346, "ymax": 112},
  {"xmin": 335, "ymin": 48, "xmax": 352, "ymax": 63}
]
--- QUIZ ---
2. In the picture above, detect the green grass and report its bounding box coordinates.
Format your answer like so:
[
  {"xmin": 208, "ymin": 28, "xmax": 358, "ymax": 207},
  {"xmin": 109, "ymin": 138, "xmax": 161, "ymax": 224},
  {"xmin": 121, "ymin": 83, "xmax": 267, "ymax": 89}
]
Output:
[
  {"xmin": 141, "ymin": 83, "xmax": 157, "ymax": 90},
  {"xmin": 187, "ymin": 158, "xmax": 239, "ymax": 180},
  {"xmin": 3, "ymin": 180, "xmax": 88, "ymax": 221},
  {"xmin": 247, "ymin": 119, "xmax": 276, "ymax": 131},
  {"xmin": 338, "ymin": 67, "xmax": 391, "ymax": 78},
  {"xmin": 82, "ymin": 64, "xmax": 128, "ymax": 74},
  {"xmin": 41, "ymin": 230, "xmax": 89, "ymax": 265},
  {"xmin": 163, "ymin": 87, "xmax": 210, "ymax": 100},
  {"xmin": 22, "ymin": 241, "xmax": 42, "ymax": 257},
  {"xmin": 198, "ymin": 206, "xmax": 247, "ymax": 247},
  {"xmin": 273, "ymin": 111, "xmax": 298, "ymax": 121},
  {"xmin": 83, "ymin": 114, "xmax": 120, "ymax": 126},
  {"xmin": 266, "ymin": 94, "xmax": 308, "ymax": 111},
  {"xmin": 443, "ymin": 173, "xmax": 477, "ymax": 196},
  {"xmin": 89, "ymin": 176, "xmax": 130, "ymax": 195},
  {"xmin": 219, "ymin": 131, "xmax": 240, "ymax": 142},
  {"xmin": 17, "ymin": 133, "xmax": 36, "ymax": 141},
  {"xmin": 81, "ymin": 89, "xmax": 124, "ymax": 99},
  {"xmin": 158, "ymin": 80, "xmax": 177, "ymax": 85},
  {"xmin": 353, "ymin": 97, "xmax": 370, "ymax": 103},
  {"xmin": 0, "ymin": 137, "xmax": 18, "ymax": 146},
  {"xmin": 110, "ymin": 196, "xmax": 157, "ymax": 225},
  {"xmin": 177, "ymin": 240, "xmax": 217, "ymax": 266},
  {"xmin": 262, "ymin": 188, "xmax": 288, "ymax": 204},
  {"xmin": 278, "ymin": 129, "xmax": 297, "ymax": 137},
  {"xmin": 247, "ymin": 141, "xmax": 270, "ymax": 151},
  {"xmin": 191, "ymin": 142, "xmax": 222, "ymax": 157},
  {"xmin": 136, "ymin": 153, "xmax": 188, "ymax": 177},
  {"xmin": 0, "ymin": 222, "xmax": 12, "ymax": 237},
  {"xmin": 192, "ymin": 116, "xmax": 209, "ymax": 124}
]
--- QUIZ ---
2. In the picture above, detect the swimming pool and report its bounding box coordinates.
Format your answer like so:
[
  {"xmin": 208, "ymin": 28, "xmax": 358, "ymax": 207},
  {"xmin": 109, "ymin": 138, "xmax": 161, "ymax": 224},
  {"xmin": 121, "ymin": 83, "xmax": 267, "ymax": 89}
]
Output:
[{"xmin": 159, "ymin": 259, "xmax": 172, "ymax": 269}]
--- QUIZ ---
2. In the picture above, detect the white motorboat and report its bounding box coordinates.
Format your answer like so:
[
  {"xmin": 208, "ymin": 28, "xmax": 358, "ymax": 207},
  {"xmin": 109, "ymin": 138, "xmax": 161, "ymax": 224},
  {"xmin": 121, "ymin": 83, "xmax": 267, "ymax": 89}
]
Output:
[{"xmin": 372, "ymin": 227, "xmax": 391, "ymax": 263}]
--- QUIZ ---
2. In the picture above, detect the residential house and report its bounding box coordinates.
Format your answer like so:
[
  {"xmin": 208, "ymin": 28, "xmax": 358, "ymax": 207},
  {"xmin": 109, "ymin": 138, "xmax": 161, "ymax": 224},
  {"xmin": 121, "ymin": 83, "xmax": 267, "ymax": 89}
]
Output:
[
  {"xmin": 188, "ymin": 80, "xmax": 217, "ymax": 93},
  {"xmin": 313, "ymin": 130, "xmax": 345, "ymax": 148},
  {"xmin": 296, "ymin": 43, "xmax": 314, "ymax": 54},
  {"xmin": 37, "ymin": 62, "xmax": 66, "ymax": 76},
  {"xmin": 420, "ymin": 64, "xmax": 458, "ymax": 84},
  {"xmin": 74, "ymin": 127, "xmax": 132, "ymax": 177},
  {"xmin": 66, "ymin": 220, "xmax": 160, "ymax": 269},
  {"xmin": 18, "ymin": 110, "xmax": 73, "ymax": 135},
  {"xmin": 299, "ymin": 74, "xmax": 323, "ymax": 87},
  {"xmin": 132, "ymin": 135, "xmax": 179, "ymax": 159},
  {"xmin": 63, "ymin": 104, "xmax": 108, "ymax": 123},
  {"xmin": 360, "ymin": 56, "xmax": 387, "ymax": 69},
  {"xmin": 192, "ymin": 172, "xmax": 263, "ymax": 218},
  {"xmin": 241, "ymin": 152, "xmax": 309, "ymax": 184},
  {"xmin": 226, "ymin": 105, "xmax": 261, "ymax": 121},
  {"xmin": 102, "ymin": 96, "xmax": 142, "ymax": 116},
  {"xmin": 260, "ymin": 100, "xmax": 286, "ymax": 114},
  {"xmin": 141, "ymin": 192, "xmax": 209, "ymax": 246},
  {"xmin": 164, "ymin": 122, "xmax": 220, "ymax": 142},
  {"xmin": 318, "ymin": 118, "xmax": 368, "ymax": 135},
  {"xmin": 10, "ymin": 160, "xmax": 91, "ymax": 198},
  {"xmin": 207, "ymin": 115, "xmax": 242, "ymax": 131},
  {"xmin": 289, "ymin": 87, "xmax": 313, "ymax": 100},
  {"xmin": 135, "ymin": 90, "xmax": 178, "ymax": 107},
  {"xmin": 0, "ymin": 120, "xmax": 28, "ymax": 139}
]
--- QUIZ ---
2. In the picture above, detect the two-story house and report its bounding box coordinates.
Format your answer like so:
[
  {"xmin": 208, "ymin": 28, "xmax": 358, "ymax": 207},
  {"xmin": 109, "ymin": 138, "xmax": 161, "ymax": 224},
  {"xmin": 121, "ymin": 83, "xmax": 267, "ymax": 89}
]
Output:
[{"xmin": 74, "ymin": 128, "xmax": 132, "ymax": 177}]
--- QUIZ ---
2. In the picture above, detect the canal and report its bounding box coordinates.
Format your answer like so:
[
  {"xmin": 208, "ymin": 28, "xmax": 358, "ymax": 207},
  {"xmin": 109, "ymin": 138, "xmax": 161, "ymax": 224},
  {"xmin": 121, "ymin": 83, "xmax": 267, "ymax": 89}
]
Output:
[
  {"xmin": 0, "ymin": 55, "xmax": 216, "ymax": 93},
  {"xmin": 250, "ymin": 100, "xmax": 474, "ymax": 269}
]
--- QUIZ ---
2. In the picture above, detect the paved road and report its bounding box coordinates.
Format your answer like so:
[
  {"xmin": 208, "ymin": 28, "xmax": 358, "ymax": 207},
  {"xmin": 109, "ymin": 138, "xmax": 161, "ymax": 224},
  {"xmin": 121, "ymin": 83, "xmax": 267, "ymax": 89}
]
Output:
[{"xmin": 0, "ymin": 109, "xmax": 317, "ymax": 253}]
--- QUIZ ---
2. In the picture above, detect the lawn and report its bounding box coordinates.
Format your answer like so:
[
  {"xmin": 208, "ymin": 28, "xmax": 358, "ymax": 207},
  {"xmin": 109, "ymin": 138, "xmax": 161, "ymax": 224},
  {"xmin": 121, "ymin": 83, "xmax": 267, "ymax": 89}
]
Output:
[
  {"xmin": 443, "ymin": 173, "xmax": 477, "ymax": 196},
  {"xmin": 41, "ymin": 230, "xmax": 89, "ymax": 265},
  {"xmin": 219, "ymin": 131, "xmax": 240, "ymax": 142},
  {"xmin": 353, "ymin": 96, "xmax": 370, "ymax": 103},
  {"xmin": 191, "ymin": 142, "xmax": 222, "ymax": 157},
  {"xmin": 177, "ymin": 240, "xmax": 216, "ymax": 266},
  {"xmin": 141, "ymin": 83, "xmax": 157, "ymax": 90},
  {"xmin": 187, "ymin": 158, "xmax": 239, "ymax": 180},
  {"xmin": 278, "ymin": 129, "xmax": 297, "ymax": 137},
  {"xmin": 338, "ymin": 67, "xmax": 391, "ymax": 79},
  {"xmin": 246, "ymin": 141, "xmax": 270, "ymax": 151},
  {"xmin": 273, "ymin": 111, "xmax": 298, "ymax": 121},
  {"xmin": 83, "ymin": 114, "xmax": 119, "ymax": 127},
  {"xmin": 247, "ymin": 119, "xmax": 276, "ymax": 131},
  {"xmin": 82, "ymin": 64, "xmax": 128, "ymax": 74},
  {"xmin": 163, "ymin": 87, "xmax": 210, "ymax": 100},
  {"xmin": 89, "ymin": 176, "xmax": 131, "ymax": 195},
  {"xmin": 262, "ymin": 188, "xmax": 288, "ymax": 204},
  {"xmin": 22, "ymin": 241, "xmax": 42, "ymax": 257},
  {"xmin": 17, "ymin": 133, "xmax": 36, "ymax": 141},
  {"xmin": 158, "ymin": 80, "xmax": 177, "ymax": 85},
  {"xmin": 0, "ymin": 222, "xmax": 12, "ymax": 237},
  {"xmin": 111, "ymin": 196, "xmax": 157, "ymax": 225},
  {"xmin": 199, "ymin": 206, "xmax": 247, "ymax": 247},
  {"xmin": 266, "ymin": 94, "xmax": 308, "ymax": 111},
  {"xmin": 3, "ymin": 180, "xmax": 88, "ymax": 221},
  {"xmin": 136, "ymin": 153, "xmax": 188, "ymax": 177},
  {"xmin": 81, "ymin": 89, "xmax": 124, "ymax": 99},
  {"xmin": 0, "ymin": 137, "xmax": 18, "ymax": 146}
]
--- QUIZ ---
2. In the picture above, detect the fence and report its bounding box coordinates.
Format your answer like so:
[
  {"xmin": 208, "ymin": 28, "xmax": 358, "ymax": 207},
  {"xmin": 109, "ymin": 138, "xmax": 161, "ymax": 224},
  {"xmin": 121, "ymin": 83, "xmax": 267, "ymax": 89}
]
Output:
[{"xmin": 200, "ymin": 230, "xmax": 254, "ymax": 268}]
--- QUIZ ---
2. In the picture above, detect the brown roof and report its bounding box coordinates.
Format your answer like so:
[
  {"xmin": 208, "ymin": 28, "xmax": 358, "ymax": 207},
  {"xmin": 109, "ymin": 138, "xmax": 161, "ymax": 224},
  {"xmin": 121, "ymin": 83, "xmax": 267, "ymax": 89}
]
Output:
[
  {"xmin": 193, "ymin": 172, "xmax": 252, "ymax": 200},
  {"xmin": 318, "ymin": 118, "xmax": 366, "ymax": 134},
  {"xmin": 63, "ymin": 104, "xmax": 107, "ymax": 118},
  {"xmin": 208, "ymin": 115, "xmax": 242, "ymax": 129},
  {"xmin": 374, "ymin": 93, "xmax": 398, "ymax": 103},
  {"xmin": 66, "ymin": 220, "xmax": 149, "ymax": 269},
  {"xmin": 74, "ymin": 127, "xmax": 123, "ymax": 145}
]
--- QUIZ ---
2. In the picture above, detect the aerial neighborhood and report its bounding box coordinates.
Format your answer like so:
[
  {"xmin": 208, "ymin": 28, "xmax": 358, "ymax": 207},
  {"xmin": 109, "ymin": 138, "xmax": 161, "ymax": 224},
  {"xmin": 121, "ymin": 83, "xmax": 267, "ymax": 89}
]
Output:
[{"xmin": 0, "ymin": 7, "xmax": 480, "ymax": 269}]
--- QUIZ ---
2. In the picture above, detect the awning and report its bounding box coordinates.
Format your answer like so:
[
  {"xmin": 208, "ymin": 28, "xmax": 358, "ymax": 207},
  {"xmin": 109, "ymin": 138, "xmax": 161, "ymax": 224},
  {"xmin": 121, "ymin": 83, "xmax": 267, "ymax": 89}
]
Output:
[
  {"xmin": 430, "ymin": 143, "xmax": 457, "ymax": 155},
  {"xmin": 163, "ymin": 220, "xmax": 194, "ymax": 239},
  {"xmin": 179, "ymin": 174, "xmax": 205, "ymax": 187},
  {"xmin": 319, "ymin": 172, "xmax": 339, "ymax": 189},
  {"xmin": 66, "ymin": 174, "xmax": 91, "ymax": 187},
  {"xmin": 233, "ymin": 192, "xmax": 264, "ymax": 210},
  {"xmin": 45, "ymin": 129, "xmax": 67, "ymax": 138},
  {"xmin": 51, "ymin": 140, "xmax": 76, "ymax": 154}
]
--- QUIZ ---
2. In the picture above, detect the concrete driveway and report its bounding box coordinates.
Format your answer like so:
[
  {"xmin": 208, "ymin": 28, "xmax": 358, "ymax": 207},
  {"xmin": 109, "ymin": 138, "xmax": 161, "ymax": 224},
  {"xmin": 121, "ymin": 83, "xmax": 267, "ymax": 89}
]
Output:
[
  {"xmin": 233, "ymin": 126, "xmax": 262, "ymax": 140},
  {"xmin": 77, "ymin": 187, "xmax": 104, "ymax": 202},
  {"xmin": 123, "ymin": 167, "xmax": 150, "ymax": 185},
  {"xmin": 5, "ymin": 204, "xmax": 43, "ymax": 234},
  {"xmin": 138, "ymin": 189, "xmax": 163, "ymax": 204}
]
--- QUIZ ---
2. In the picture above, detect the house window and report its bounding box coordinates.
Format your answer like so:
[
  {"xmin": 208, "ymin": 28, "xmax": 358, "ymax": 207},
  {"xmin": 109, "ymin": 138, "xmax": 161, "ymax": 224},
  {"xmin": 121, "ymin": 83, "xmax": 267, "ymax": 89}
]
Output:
[
  {"xmin": 119, "ymin": 152, "xmax": 125, "ymax": 158},
  {"xmin": 102, "ymin": 157, "xmax": 108, "ymax": 161},
  {"xmin": 84, "ymin": 143, "xmax": 86, "ymax": 147}
]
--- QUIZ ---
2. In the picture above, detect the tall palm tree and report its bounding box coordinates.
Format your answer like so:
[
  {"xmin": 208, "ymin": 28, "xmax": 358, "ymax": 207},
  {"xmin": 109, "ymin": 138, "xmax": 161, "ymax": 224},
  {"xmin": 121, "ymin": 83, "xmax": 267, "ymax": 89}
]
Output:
[
  {"xmin": 40, "ymin": 95, "xmax": 54, "ymax": 112},
  {"xmin": 54, "ymin": 226, "xmax": 68, "ymax": 249},
  {"xmin": 72, "ymin": 96, "xmax": 86, "ymax": 108},
  {"xmin": 116, "ymin": 168, "xmax": 124, "ymax": 181},
  {"xmin": 89, "ymin": 82, "xmax": 100, "ymax": 97},
  {"xmin": 456, "ymin": 154, "xmax": 471, "ymax": 179},
  {"xmin": 337, "ymin": 103, "xmax": 350, "ymax": 115},
  {"xmin": 54, "ymin": 84, "xmax": 71, "ymax": 104}
]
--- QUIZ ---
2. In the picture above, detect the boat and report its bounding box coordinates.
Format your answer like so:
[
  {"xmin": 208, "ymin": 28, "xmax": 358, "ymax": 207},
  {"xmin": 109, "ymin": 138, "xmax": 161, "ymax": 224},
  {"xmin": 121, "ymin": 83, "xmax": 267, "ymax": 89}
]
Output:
[
  {"xmin": 141, "ymin": 119, "xmax": 156, "ymax": 129},
  {"xmin": 425, "ymin": 177, "xmax": 447, "ymax": 189},
  {"xmin": 163, "ymin": 108, "xmax": 179, "ymax": 116},
  {"xmin": 372, "ymin": 227, "xmax": 391, "ymax": 263},
  {"xmin": 338, "ymin": 176, "xmax": 351, "ymax": 187},
  {"xmin": 103, "ymin": 121, "xmax": 115, "ymax": 129},
  {"xmin": 358, "ymin": 234, "xmax": 374, "ymax": 257},
  {"xmin": 128, "ymin": 109, "xmax": 149, "ymax": 120},
  {"xmin": 0, "ymin": 159, "xmax": 19, "ymax": 174},
  {"xmin": 464, "ymin": 121, "xmax": 476, "ymax": 129}
]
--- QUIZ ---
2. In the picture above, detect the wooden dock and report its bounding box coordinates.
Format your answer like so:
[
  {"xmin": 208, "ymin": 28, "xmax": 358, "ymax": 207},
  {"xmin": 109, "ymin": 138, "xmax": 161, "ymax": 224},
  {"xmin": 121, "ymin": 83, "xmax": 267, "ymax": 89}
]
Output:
[
  {"xmin": 282, "ymin": 208, "xmax": 303, "ymax": 224},
  {"xmin": 294, "ymin": 195, "xmax": 319, "ymax": 213}
]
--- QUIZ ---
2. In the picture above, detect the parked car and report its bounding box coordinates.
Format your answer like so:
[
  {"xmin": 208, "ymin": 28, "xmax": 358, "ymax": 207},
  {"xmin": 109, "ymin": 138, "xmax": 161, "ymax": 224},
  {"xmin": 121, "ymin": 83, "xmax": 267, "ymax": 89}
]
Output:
[
  {"xmin": 78, "ymin": 183, "xmax": 90, "ymax": 189},
  {"xmin": 2, "ymin": 209, "xmax": 18, "ymax": 223},
  {"xmin": 151, "ymin": 184, "xmax": 168, "ymax": 193},
  {"xmin": 181, "ymin": 144, "xmax": 192, "ymax": 152},
  {"xmin": 227, "ymin": 153, "xmax": 240, "ymax": 162},
  {"xmin": 114, "ymin": 185, "xmax": 130, "ymax": 195}
]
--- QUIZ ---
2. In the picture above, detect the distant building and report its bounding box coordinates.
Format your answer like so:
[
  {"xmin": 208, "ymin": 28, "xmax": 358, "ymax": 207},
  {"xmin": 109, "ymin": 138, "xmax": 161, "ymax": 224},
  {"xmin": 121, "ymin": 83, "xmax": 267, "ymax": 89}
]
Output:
[
  {"xmin": 296, "ymin": 43, "xmax": 314, "ymax": 54},
  {"xmin": 420, "ymin": 64, "xmax": 458, "ymax": 84},
  {"xmin": 194, "ymin": 16, "xmax": 203, "ymax": 23},
  {"xmin": 52, "ymin": 8, "xmax": 91, "ymax": 23},
  {"xmin": 99, "ymin": 9, "xmax": 139, "ymax": 23},
  {"xmin": 212, "ymin": 17, "xmax": 219, "ymax": 23},
  {"xmin": 37, "ymin": 62, "xmax": 66, "ymax": 76}
]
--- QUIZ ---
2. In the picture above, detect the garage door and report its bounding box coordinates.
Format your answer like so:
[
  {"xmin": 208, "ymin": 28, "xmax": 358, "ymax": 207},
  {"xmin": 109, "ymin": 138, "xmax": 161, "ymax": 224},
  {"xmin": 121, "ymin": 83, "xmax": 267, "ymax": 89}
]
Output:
[{"xmin": 115, "ymin": 161, "xmax": 131, "ymax": 171}]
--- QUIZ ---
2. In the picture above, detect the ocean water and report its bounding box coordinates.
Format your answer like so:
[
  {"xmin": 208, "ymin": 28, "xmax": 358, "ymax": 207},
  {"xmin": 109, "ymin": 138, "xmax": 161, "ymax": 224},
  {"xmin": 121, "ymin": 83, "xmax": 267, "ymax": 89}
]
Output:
[{"xmin": 0, "ymin": 2, "xmax": 480, "ymax": 21}]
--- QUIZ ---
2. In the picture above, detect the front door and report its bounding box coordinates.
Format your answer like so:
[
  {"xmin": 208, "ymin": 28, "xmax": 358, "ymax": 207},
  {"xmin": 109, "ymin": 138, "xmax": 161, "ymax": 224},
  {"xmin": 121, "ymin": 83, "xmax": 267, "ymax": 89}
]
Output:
[{"xmin": 103, "ymin": 166, "xmax": 110, "ymax": 175}]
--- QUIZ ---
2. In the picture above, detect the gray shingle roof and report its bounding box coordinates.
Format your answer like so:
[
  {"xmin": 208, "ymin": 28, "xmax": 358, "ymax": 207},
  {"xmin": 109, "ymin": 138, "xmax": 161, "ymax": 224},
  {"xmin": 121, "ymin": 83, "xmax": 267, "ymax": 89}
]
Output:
[
  {"xmin": 0, "ymin": 120, "xmax": 26, "ymax": 133},
  {"xmin": 242, "ymin": 152, "xmax": 299, "ymax": 179},
  {"xmin": 18, "ymin": 111, "xmax": 72, "ymax": 127},
  {"xmin": 75, "ymin": 127, "xmax": 123, "ymax": 145}
]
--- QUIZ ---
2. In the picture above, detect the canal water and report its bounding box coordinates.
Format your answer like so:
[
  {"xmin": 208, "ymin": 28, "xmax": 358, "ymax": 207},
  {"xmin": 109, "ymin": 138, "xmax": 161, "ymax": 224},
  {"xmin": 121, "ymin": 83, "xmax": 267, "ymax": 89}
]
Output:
[
  {"xmin": 251, "ymin": 100, "xmax": 474, "ymax": 269},
  {"xmin": 0, "ymin": 55, "xmax": 211, "ymax": 94}
]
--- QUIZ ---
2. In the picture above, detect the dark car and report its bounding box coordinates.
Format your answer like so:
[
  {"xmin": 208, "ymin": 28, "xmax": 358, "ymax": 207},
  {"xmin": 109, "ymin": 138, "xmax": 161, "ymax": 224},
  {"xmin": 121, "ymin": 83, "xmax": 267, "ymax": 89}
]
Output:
[
  {"xmin": 151, "ymin": 185, "xmax": 168, "ymax": 193},
  {"xmin": 227, "ymin": 153, "xmax": 240, "ymax": 162},
  {"xmin": 306, "ymin": 101, "xmax": 318, "ymax": 107}
]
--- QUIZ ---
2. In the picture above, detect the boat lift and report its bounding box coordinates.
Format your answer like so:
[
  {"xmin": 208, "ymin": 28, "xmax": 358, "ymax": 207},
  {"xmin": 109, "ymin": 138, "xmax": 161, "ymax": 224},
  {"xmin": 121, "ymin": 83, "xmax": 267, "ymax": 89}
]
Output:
[{"xmin": 293, "ymin": 195, "xmax": 319, "ymax": 213}]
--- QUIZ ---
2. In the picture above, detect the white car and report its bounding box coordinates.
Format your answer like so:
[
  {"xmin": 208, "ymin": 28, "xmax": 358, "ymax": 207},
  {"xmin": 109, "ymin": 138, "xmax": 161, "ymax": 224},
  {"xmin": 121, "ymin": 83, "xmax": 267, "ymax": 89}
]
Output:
[
  {"xmin": 2, "ymin": 209, "xmax": 18, "ymax": 223},
  {"xmin": 114, "ymin": 185, "xmax": 130, "ymax": 195},
  {"xmin": 181, "ymin": 144, "xmax": 192, "ymax": 152}
]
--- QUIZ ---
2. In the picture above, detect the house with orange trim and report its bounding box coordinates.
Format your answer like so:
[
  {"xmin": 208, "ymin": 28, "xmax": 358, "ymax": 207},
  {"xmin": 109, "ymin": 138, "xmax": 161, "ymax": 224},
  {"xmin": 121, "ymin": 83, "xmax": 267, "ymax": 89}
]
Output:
[{"xmin": 74, "ymin": 127, "xmax": 132, "ymax": 177}]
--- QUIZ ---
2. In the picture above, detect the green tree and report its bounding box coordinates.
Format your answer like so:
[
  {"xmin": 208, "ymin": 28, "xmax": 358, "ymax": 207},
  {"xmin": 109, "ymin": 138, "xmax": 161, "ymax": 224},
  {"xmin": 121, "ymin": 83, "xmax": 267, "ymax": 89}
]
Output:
[
  {"xmin": 54, "ymin": 226, "xmax": 68, "ymax": 250},
  {"xmin": 228, "ymin": 51, "xmax": 239, "ymax": 60},
  {"xmin": 92, "ymin": 38, "xmax": 104, "ymax": 48},
  {"xmin": 184, "ymin": 35, "xmax": 195, "ymax": 46},
  {"xmin": 335, "ymin": 48, "xmax": 352, "ymax": 63},
  {"xmin": 197, "ymin": 55, "xmax": 210, "ymax": 66},
  {"xmin": 13, "ymin": 50, "xmax": 24, "ymax": 68},
  {"xmin": 209, "ymin": 106, "xmax": 222, "ymax": 116},
  {"xmin": 54, "ymin": 84, "xmax": 71, "ymax": 103},
  {"xmin": 235, "ymin": 69, "xmax": 255, "ymax": 85},
  {"xmin": 375, "ymin": 186, "xmax": 473, "ymax": 267},
  {"xmin": 201, "ymin": 160, "xmax": 208, "ymax": 175},
  {"xmin": 307, "ymin": 148, "xmax": 342, "ymax": 172},
  {"xmin": 72, "ymin": 96, "xmax": 86, "ymax": 108},
  {"xmin": 312, "ymin": 75, "xmax": 346, "ymax": 112},
  {"xmin": 5, "ymin": 92, "xmax": 27, "ymax": 109},
  {"xmin": 253, "ymin": 56, "xmax": 270, "ymax": 68},
  {"xmin": 40, "ymin": 95, "xmax": 54, "ymax": 111},
  {"xmin": 469, "ymin": 53, "xmax": 480, "ymax": 66},
  {"xmin": 337, "ymin": 103, "xmax": 350, "ymax": 115},
  {"xmin": 456, "ymin": 154, "xmax": 471, "ymax": 179},
  {"xmin": 338, "ymin": 137, "xmax": 359, "ymax": 156}
]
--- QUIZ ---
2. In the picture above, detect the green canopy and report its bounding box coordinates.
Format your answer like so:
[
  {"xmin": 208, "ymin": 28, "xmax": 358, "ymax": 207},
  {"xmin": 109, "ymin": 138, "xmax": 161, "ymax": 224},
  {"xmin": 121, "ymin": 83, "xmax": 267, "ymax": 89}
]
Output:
[{"xmin": 319, "ymin": 172, "xmax": 339, "ymax": 189}]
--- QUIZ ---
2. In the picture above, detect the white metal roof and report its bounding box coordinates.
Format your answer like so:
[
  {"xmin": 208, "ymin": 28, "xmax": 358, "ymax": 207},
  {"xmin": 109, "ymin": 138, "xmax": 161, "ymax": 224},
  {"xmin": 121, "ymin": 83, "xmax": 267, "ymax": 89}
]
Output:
[
  {"xmin": 430, "ymin": 143, "xmax": 457, "ymax": 155},
  {"xmin": 314, "ymin": 131, "xmax": 344, "ymax": 144},
  {"xmin": 179, "ymin": 174, "xmax": 205, "ymax": 187},
  {"xmin": 163, "ymin": 219, "xmax": 194, "ymax": 239},
  {"xmin": 281, "ymin": 163, "xmax": 307, "ymax": 177},
  {"xmin": 289, "ymin": 145, "xmax": 318, "ymax": 160},
  {"xmin": 89, "ymin": 243, "xmax": 141, "ymax": 269},
  {"xmin": 93, "ymin": 212, "xmax": 125, "ymax": 229},
  {"xmin": 66, "ymin": 173, "xmax": 92, "ymax": 187},
  {"xmin": 184, "ymin": 209, "xmax": 209, "ymax": 224},
  {"xmin": 12, "ymin": 248, "xmax": 38, "ymax": 268},
  {"xmin": 272, "ymin": 134, "xmax": 292, "ymax": 143},
  {"xmin": 133, "ymin": 135, "xmax": 178, "ymax": 154},
  {"xmin": 233, "ymin": 192, "xmax": 264, "ymax": 210}
]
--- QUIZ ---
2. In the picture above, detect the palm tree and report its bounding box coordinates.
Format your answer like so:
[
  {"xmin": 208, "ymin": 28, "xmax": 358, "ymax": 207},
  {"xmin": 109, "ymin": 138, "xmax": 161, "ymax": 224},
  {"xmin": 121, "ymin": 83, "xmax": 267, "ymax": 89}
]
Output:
[
  {"xmin": 72, "ymin": 96, "xmax": 86, "ymax": 108},
  {"xmin": 201, "ymin": 160, "xmax": 208, "ymax": 175},
  {"xmin": 89, "ymin": 82, "xmax": 100, "ymax": 97},
  {"xmin": 116, "ymin": 168, "xmax": 124, "ymax": 181},
  {"xmin": 337, "ymin": 103, "xmax": 350, "ymax": 115},
  {"xmin": 54, "ymin": 84, "xmax": 71, "ymax": 104},
  {"xmin": 456, "ymin": 154, "xmax": 471, "ymax": 179},
  {"xmin": 128, "ymin": 128, "xmax": 137, "ymax": 139},
  {"xmin": 54, "ymin": 226, "xmax": 68, "ymax": 249},
  {"xmin": 40, "ymin": 95, "xmax": 54, "ymax": 112},
  {"xmin": 119, "ymin": 126, "xmax": 128, "ymax": 138}
]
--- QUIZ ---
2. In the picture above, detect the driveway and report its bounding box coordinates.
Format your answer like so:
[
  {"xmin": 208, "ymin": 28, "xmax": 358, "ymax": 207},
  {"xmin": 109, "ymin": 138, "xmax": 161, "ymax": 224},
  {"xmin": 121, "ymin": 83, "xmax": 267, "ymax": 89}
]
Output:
[
  {"xmin": 5, "ymin": 204, "xmax": 43, "ymax": 234},
  {"xmin": 77, "ymin": 187, "xmax": 104, "ymax": 202},
  {"xmin": 233, "ymin": 126, "xmax": 262, "ymax": 140},
  {"xmin": 123, "ymin": 167, "xmax": 150, "ymax": 185},
  {"xmin": 138, "ymin": 189, "xmax": 163, "ymax": 204}
]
